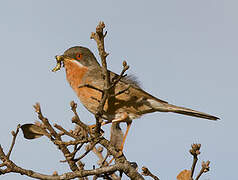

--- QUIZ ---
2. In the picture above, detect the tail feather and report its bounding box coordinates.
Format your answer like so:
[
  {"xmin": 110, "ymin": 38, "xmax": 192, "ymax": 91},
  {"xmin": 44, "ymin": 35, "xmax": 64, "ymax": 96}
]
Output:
[
  {"xmin": 167, "ymin": 104, "xmax": 219, "ymax": 120},
  {"xmin": 147, "ymin": 99, "xmax": 219, "ymax": 120}
]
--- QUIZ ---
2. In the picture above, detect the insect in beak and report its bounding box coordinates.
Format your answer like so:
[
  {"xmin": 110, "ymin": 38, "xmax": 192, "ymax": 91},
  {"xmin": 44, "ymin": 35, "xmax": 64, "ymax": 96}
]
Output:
[{"xmin": 52, "ymin": 55, "xmax": 64, "ymax": 72}]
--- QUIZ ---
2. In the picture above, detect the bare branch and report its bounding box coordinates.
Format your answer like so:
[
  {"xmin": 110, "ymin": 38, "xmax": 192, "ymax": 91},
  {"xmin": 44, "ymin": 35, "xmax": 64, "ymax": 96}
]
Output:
[
  {"xmin": 142, "ymin": 166, "xmax": 160, "ymax": 180},
  {"xmin": 111, "ymin": 85, "xmax": 130, "ymax": 98},
  {"xmin": 70, "ymin": 101, "xmax": 90, "ymax": 132},
  {"xmin": 91, "ymin": 22, "xmax": 110, "ymax": 134},
  {"xmin": 189, "ymin": 144, "xmax": 201, "ymax": 178},
  {"xmin": 6, "ymin": 124, "xmax": 21, "ymax": 158},
  {"xmin": 92, "ymin": 146, "xmax": 107, "ymax": 166},
  {"xmin": 195, "ymin": 161, "xmax": 210, "ymax": 180},
  {"xmin": 33, "ymin": 103, "xmax": 58, "ymax": 138},
  {"xmin": 74, "ymin": 139, "xmax": 101, "ymax": 162},
  {"xmin": 110, "ymin": 61, "xmax": 129, "ymax": 89},
  {"xmin": 68, "ymin": 98, "xmax": 143, "ymax": 179},
  {"xmin": 33, "ymin": 103, "xmax": 79, "ymax": 172},
  {"xmin": 54, "ymin": 123, "xmax": 78, "ymax": 139},
  {"xmin": 0, "ymin": 144, "xmax": 142, "ymax": 180},
  {"xmin": 54, "ymin": 139, "xmax": 89, "ymax": 146}
]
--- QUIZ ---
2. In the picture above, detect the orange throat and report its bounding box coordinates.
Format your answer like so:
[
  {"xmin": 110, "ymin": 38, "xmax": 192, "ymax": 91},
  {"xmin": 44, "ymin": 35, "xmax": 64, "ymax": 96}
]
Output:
[
  {"xmin": 64, "ymin": 60, "xmax": 102, "ymax": 114},
  {"xmin": 64, "ymin": 60, "xmax": 88, "ymax": 93}
]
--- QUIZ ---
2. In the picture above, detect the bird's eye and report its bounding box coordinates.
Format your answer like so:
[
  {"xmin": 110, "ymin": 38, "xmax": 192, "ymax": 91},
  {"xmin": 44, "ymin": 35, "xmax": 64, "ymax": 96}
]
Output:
[{"xmin": 75, "ymin": 53, "xmax": 82, "ymax": 60}]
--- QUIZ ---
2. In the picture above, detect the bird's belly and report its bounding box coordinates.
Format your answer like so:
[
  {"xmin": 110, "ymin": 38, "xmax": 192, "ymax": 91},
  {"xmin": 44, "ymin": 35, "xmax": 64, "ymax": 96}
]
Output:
[
  {"xmin": 76, "ymin": 87, "xmax": 102, "ymax": 114},
  {"xmin": 76, "ymin": 89, "xmax": 143, "ymax": 120}
]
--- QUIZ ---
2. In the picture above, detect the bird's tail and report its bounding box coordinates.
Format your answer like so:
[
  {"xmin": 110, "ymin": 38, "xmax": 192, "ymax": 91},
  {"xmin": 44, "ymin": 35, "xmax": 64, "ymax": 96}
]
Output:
[
  {"xmin": 166, "ymin": 104, "xmax": 219, "ymax": 120},
  {"xmin": 147, "ymin": 99, "xmax": 219, "ymax": 120}
]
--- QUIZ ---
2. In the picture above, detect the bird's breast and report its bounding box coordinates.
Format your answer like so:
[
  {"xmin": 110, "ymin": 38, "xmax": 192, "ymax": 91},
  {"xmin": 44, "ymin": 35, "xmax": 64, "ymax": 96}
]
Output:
[
  {"xmin": 64, "ymin": 60, "xmax": 102, "ymax": 114},
  {"xmin": 64, "ymin": 61, "xmax": 153, "ymax": 120},
  {"xmin": 64, "ymin": 60, "xmax": 88, "ymax": 90}
]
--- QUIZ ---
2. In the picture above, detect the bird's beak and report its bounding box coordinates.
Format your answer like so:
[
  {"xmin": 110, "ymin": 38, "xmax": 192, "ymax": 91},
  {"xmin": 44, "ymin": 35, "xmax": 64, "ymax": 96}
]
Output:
[{"xmin": 52, "ymin": 55, "xmax": 64, "ymax": 72}]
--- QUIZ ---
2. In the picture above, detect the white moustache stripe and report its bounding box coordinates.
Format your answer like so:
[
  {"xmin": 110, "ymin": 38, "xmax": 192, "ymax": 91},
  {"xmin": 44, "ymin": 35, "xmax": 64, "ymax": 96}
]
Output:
[{"xmin": 72, "ymin": 60, "xmax": 84, "ymax": 68}]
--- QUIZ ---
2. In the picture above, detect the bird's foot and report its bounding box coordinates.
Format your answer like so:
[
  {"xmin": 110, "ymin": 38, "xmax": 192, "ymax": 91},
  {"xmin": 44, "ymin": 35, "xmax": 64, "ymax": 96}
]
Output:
[
  {"xmin": 88, "ymin": 121, "xmax": 109, "ymax": 133},
  {"xmin": 116, "ymin": 150, "xmax": 123, "ymax": 158}
]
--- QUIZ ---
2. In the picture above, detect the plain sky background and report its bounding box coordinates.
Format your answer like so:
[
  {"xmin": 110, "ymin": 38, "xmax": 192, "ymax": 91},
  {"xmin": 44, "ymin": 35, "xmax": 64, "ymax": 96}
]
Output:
[{"xmin": 0, "ymin": 0, "xmax": 236, "ymax": 179}]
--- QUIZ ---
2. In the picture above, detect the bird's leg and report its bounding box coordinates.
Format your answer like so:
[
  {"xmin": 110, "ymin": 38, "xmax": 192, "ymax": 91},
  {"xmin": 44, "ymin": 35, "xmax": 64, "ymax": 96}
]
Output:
[
  {"xmin": 104, "ymin": 114, "xmax": 131, "ymax": 165},
  {"xmin": 88, "ymin": 120, "xmax": 110, "ymax": 132},
  {"xmin": 111, "ymin": 112, "xmax": 131, "ymax": 153},
  {"xmin": 89, "ymin": 112, "xmax": 128, "ymax": 131},
  {"xmin": 120, "ymin": 121, "xmax": 132, "ymax": 152},
  {"xmin": 112, "ymin": 113, "xmax": 131, "ymax": 152},
  {"xmin": 112, "ymin": 112, "xmax": 129, "ymax": 123}
]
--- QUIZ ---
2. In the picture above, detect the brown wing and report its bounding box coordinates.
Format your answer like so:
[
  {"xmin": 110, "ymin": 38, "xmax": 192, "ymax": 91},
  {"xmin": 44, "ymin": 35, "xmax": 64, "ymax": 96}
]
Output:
[
  {"xmin": 82, "ymin": 69, "xmax": 165, "ymax": 118},
  {"xmin": 82, "ymin": 69, "xmax": 219, "ymax": 120},
  {"xmin": 109, "ymin": 71, "xmax": 168, "ymax": 116}
]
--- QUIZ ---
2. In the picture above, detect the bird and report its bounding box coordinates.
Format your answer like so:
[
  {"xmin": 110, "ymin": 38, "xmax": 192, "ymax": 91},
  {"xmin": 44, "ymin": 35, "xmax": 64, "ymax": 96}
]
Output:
[{"xmin": 53, "ymin": 46, "xmax": 219, "ymax": 151}]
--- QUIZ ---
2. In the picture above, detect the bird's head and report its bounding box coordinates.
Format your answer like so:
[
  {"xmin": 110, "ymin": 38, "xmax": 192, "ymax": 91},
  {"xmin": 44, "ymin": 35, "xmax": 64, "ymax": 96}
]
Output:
[{"xmin": 52, "ymin": 46, "xmax": 100, "ymax": 72}]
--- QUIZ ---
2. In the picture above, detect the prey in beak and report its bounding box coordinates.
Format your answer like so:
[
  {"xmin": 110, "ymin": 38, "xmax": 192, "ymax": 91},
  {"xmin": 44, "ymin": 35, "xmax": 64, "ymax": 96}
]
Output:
[{"xmin": 52, "ymin": 55, "xmax": 64, "ymax": 72}]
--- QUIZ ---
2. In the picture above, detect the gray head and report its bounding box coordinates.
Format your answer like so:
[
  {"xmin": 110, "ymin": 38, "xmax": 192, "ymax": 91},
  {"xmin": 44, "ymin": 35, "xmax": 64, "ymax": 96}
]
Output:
[{"xmin": 62, "ymin": 46, "xmax": 100, "ymax": 68}]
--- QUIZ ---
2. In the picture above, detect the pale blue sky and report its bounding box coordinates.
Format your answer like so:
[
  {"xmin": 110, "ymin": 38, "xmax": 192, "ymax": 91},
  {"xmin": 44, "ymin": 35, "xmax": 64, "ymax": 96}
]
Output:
[{"xmin": 0, "ymin": 1, "xmax": 236, "ymax": 179}]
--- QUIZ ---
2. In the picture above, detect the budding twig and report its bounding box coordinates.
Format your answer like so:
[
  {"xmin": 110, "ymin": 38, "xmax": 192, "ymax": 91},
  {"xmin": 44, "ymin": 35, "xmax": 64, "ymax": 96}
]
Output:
[
  {"xmin": 6, "ymin": 124, "xmax": 21, "ymax": 159},
  {"xmin": 142, "ymin": 166, "xmax": 160, "ymax": 180},
  {"xmin": 195, "ymin": 161, "xmax": 210, "ymax": 180},
  {"xmin": 189, "ymin": 143, "xmax": 201, "ymax": 178}
]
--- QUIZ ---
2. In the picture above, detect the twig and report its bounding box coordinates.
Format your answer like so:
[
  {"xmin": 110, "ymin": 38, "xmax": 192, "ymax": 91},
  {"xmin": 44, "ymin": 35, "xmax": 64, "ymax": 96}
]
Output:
[
  {"xmin": 111, "ymin": 85, "xmax": 130, "ymax": 98},
  {"xmin": 60, "ymin": 143, "xmax": 86, "ymax": 163},
  {"xmin": 90, "ymin": 22, "xmax": 110, "ymax": 134},
  {"xmin": 93, "ymin": 175, "xmax": 98, "ymax": 180},
  {"xmin": 92, "ymin": 146, "xmax": 106, "ymax": 165},
  {"xmin": 72, "ymin": 144, "xmax": 84, "ymax": 158},
  {"xmin": 189, "ymin": 144, "xmax": 201, "ymax": 178},
  {"xmin": 110, "ymin": 61, "xmax": 129, "ymax": 89},
  {"xmin": 90, "ymin": 22, "xmax": 110, "ymax": 88},
  {"xmin": 142, "ymin": 166, "xmax": 160, "ymax": 180},
  {"xmin": 6, "ymin": 124, "xmax": 21, "ymax": 158},
  {"xmin": 0, "ymin": 144, "xmax": 141, "ymax": 180},
  {"xmin": 90, "ymin": 23, "xmax": 130, "ymax": 137},
  {"xmin": 74, "ymin": 139, "xmax": 101, "ymax": 162},
  {"xmin": 98, "ymin": 138, "xmax": 144, "ymax": 179},
  {"xmin": 54, "ymin": 139, "xmax": 90, "ymax": 146},
  {"xmin": 33, "ymin": 103, "xmax": 79, "ymax": 172},
  {"xmin": 70, "ymin": 101, "xmax": 90, "ymax": 132},
  {"xmin": 54, "ymin": 123, "xmax": 78, "ymax": 139},
  {"xmin": 195, "ymin": 161, "xmax": 210, "ymax": 180},
  {"xmin": 92, "ymin": 147, "xmax": 120, "ymax": 180},
  {"xmin": 33, "ymin": 103, "xmax": 58, "ymax": 138},
  {"xmin": 70, "ymin": 101, "xmax": 144, "ymax": 180},
  {"xmin": 69, "ymin": 99, "xmax": 141, "ymax": 179}
]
